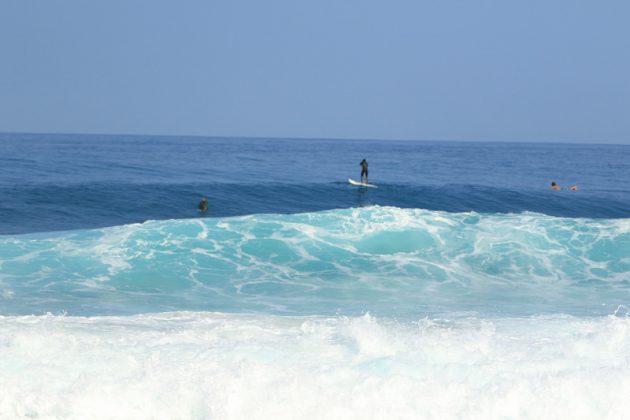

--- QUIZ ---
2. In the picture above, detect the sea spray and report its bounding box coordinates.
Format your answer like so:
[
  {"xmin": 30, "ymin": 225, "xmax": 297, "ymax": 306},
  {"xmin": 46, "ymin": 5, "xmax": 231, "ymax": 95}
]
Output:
[{"xmin": 1, "ymin": 312, "xmax": 629, "ymax": 419}]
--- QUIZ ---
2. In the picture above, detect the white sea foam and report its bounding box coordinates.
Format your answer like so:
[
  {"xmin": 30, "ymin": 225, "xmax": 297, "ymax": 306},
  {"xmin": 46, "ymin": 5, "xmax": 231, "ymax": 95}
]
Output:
[{"xmin": 1, "ymin": 312, "xmax": 630, "ymax": 419}]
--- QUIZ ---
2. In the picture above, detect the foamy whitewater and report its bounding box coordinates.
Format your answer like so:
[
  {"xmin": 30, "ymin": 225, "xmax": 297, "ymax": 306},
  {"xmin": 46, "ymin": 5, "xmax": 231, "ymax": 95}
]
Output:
[
  {"xmin": 1, "ymin": 135, "xmax": 629, "ymax": 419},
  {"xmin": 1, "ymin": 207, "xmax": 630, "ymax": 418},
  {"xmin": 2, "ymin": 312, "xmax": 630, "ymax": 419}
]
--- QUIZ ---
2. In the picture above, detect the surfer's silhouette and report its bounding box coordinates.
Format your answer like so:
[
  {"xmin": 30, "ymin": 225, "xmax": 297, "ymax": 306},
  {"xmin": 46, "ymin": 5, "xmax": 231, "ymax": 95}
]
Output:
[{"xmin": 360, "ymin": 159, "xmax": 368, "ymax": 184}]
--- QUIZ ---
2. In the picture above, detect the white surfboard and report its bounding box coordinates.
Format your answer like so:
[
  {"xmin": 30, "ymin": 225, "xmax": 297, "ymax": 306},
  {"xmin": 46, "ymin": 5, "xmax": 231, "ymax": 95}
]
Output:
[{"xmin": 348, "ymin": 178, "xmax": 377, "ymax": 188}]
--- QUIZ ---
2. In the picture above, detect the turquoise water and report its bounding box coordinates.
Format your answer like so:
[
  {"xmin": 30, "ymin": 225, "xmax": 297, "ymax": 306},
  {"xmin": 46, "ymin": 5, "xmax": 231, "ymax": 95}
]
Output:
[
  {"xmin": 1, "ymin": 134, "xmax": 629, "ymax": 418},
  {"xmin": 1, "ymin": 207, "xmax": 628, "ymax": 318}
]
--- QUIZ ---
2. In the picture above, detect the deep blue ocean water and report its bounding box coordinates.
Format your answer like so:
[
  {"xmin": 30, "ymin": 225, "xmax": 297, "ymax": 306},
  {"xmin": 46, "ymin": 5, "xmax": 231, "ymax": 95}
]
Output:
[
  {"xmin": 1, "ymin": 133, "xmax": 629, "ymax": 418},
  {"xmin": 1, "ymin": 133, "xmax": 629, "ymax": 234}
]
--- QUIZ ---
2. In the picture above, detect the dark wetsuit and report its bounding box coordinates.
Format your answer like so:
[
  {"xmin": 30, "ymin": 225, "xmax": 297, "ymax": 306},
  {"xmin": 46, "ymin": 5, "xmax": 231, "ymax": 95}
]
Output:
[
  {"xmin": 199, "ymin": 199, "xmax": 208, "ymax": 212},
  {"xmin": 360, "ymin": 160, "xmax": 368, "ymax": 182}
]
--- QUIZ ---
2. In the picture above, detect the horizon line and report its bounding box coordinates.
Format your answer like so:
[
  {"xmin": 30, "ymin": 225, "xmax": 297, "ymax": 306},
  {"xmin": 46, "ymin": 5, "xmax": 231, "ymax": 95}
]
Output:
[{"xmin": 1, "ymin": 130, "xmax": 628, "ymax": 147}]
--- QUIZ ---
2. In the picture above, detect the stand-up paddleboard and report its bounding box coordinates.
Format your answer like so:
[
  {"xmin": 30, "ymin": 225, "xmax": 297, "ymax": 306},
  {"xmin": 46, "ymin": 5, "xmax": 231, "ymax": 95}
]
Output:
[{"xmin": 348, "ymin": 178, "xmax": 377, "ymax": 188}]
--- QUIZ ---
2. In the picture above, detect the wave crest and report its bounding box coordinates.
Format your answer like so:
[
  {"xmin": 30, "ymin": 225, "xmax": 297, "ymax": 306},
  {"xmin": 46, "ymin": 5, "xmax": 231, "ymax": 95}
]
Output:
[{"xmin": 1, "ymin": 207, "xmax": 629, "ymax": 316}]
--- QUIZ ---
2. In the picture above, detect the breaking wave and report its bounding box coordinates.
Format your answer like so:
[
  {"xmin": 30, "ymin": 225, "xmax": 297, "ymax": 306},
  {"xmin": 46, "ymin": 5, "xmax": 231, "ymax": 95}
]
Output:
[{"xmin": 1, "ymin": 206, "xmax": 628, "ymax": 317}]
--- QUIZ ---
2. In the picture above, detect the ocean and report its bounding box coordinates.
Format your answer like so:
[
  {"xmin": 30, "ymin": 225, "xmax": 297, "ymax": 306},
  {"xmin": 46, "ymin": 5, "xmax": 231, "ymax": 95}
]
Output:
[{"xmin": 1, "ymin": 133, "xmax": 629, "ymax": 418}]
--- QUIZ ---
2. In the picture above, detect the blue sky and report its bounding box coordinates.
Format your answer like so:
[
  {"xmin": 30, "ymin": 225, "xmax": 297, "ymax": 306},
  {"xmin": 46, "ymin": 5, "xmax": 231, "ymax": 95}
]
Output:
[{"xmin": 1, "ymin": 0, "xmax": 629, "ymax": 143}]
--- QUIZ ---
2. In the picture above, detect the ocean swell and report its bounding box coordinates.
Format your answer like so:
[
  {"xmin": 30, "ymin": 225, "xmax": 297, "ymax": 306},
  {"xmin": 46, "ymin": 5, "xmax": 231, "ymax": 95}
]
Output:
[{"xmin": 1, "ymin": 206, "xmax": 628, "ymax": 317}]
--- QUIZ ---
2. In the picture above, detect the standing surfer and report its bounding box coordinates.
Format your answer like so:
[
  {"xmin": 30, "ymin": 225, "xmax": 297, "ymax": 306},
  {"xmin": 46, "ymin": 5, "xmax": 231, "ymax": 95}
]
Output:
[{"xmin": 360, "ymin": 159, "xmax": 368, "ymax": 184}]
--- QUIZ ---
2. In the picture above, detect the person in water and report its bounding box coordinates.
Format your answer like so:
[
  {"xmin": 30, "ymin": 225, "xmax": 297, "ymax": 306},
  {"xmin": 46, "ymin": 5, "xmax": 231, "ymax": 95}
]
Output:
[
  {"xmin": 360, "ymin": 159, "xmax": 368, "ymax": 183},
  {"xmin": 198, "ymin": 197, "xmax": 208, "ymax": 212},
  {"xmin": 551, "ymin": 182, "xmax": 578, "ymax": 191}
]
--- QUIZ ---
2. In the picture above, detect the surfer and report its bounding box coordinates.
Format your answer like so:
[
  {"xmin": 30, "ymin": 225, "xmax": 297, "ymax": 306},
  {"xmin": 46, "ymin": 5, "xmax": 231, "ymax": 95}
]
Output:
[
  {"xmin": 360, "ymin": 159, "xmax": 368, "ymax": 184},
  {"xmin": 198, "ymin": 197, "xmax": 209, "ymax": 212},
  {"xmin": 551, "ymin": 182, "xmax": 578, "ymax": 191}
]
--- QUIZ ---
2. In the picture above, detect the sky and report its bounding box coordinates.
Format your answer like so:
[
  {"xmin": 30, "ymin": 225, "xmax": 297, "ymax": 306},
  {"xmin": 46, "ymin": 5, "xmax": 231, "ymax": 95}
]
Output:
[{"xmin": 0, "ymin": 0, "xmax": 629, "ymax": 143}]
